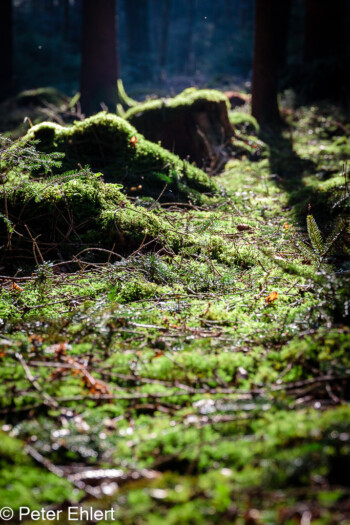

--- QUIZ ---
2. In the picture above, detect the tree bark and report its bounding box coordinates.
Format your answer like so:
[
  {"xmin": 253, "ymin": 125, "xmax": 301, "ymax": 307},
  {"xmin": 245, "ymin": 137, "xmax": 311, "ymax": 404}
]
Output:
[
  {"xmin": 304, "ymin": 0, "xmax": 346, "ymax": 62},
  {"xmin": 80, "ymin": 0, "xmax": 118, "ymax": 115},
  {"xmin": 251, "ymin": 0, "xmax": 281, "ymax": 126},
  {"xmin": 0, "ymin": 0, "xmax": 13, "ymax": 102},
  {"xmin": 276, "ymin": 0, "xmax": 292, "ymax": 71}
]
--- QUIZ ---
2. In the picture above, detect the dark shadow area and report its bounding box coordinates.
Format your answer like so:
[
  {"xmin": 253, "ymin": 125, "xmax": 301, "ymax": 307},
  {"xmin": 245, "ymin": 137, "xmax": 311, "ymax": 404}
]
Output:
[
  {"xmin": 261, "ymin": 126, "xmax": 318, "ymax": 224},
  {"xmin": 281, "ymin": 58, "xmax": 350, "ymax": 117}
]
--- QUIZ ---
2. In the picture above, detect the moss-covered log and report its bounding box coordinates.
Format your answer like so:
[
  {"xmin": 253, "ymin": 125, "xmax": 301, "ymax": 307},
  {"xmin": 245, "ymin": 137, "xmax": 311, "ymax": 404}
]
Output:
[
  {"xmin": 124, "ymin": 89, "xmax": 234, "ymax": 171},
  {"xmin": 24, "ymin": 112, "xmax": 217, "ymax": 202}
]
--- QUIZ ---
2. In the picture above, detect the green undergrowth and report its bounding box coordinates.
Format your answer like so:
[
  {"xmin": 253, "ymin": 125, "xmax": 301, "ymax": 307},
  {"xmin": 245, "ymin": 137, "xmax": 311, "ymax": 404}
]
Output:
[
  {"xmin": 23, "ymin": 112, "xmax": 217, "ymax": 202},
  {"xmin": 0, "ymin": 432, "xmax": 80, "ymax": 510},
  {"xmin": 0, "ymin": 172, "xmax": 175, "ymax": 267},
  {"xmin": 0, "ymin": 101, "xmax": 350, "ymax": 524},
  {"xmin": 267, "ymin": 104, "xmax": 350, "ymax": 230}
]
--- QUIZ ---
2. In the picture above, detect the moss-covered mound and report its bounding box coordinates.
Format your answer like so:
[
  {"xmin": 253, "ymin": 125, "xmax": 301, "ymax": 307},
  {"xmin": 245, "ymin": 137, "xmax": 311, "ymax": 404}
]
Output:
[
  {"xmin": 24, "ymin": 112, "xmax": 217, "ymax": 202},
  {"xmin": 0, "ymin": 175, "xmax": 175, "ymax": 267},
  {"xmin": 124, "ymin": 89, "xmax": 234, "ymax": 171},
  {"xmin": 229, "ymin": 111, "xmax": 260, "ymax": 136},
  {"xmin": 228, "ymin": 110, "xmax": 268, "ymax": 161},
  {"xmin": 0, "ymin": 87, "xmax": 70, "ymax": 140}
]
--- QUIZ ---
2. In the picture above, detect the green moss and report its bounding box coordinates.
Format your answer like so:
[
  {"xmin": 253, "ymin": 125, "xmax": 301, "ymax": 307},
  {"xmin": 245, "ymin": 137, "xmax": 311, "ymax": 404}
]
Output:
[
  {"xmin": 110, "ymin": 278, "xmax": 172, "ymax": 303},
  {"xmin": 24, "ymin": 112, "xmax": 217, "ymax": 202},
  {"xmin": 229, "ymin": 111, "xmax": 260, "ymax": 135},
  {"xmin": 124, "ymin": 88, "xmax": 230, "ymax": 120},
  {"xmin": 227, "ymin": 112, "xmax": 268, "ymax": 160},
  {"xmin": 230, "ymin": 135, "xmax": 268, "ymax": 160},
  {"xmin": 0, "ymin": 175, "xmax": 174, "ymax": 263},
  {"xmin": 279, "ymin": 329, "xmax": 350, "ymax": 379},
  {"xmin": 0, "ymin": 101, "xmax": 349, "ymax": 523},
  {"xmin": 0, "ymin": 432, "xmax": 79, "ymax": 510}
]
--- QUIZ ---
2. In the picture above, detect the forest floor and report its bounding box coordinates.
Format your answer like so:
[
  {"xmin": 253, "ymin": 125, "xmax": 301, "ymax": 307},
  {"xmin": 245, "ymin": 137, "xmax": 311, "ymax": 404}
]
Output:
[{"xmin": 0, "ymin": 100, "xmax": 350, "ymax": 524}]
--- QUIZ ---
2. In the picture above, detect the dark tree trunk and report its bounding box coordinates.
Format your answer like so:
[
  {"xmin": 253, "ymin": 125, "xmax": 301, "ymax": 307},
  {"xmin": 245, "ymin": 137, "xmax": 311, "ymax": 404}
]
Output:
[
  {"xmin": 0, "ymin": 0, "xmax": 13, "ymax": 102},
  {"xmin": 125, "ymin": 0, "xmax": 151, "ymax": 83},
  {"xmin": 80, "ymin": 0, "xmax": 118, "ymax": 115},
  {"xmin": 276, "ymin": 0, "xmax": 292, "ymax": 71},
  {"xmin": 251, "ymin": 0, "xmax": 281, "ymax": 126},
  {"xmin": 304, "ymin": 0, "xmax": 346, "ymax": 62}
]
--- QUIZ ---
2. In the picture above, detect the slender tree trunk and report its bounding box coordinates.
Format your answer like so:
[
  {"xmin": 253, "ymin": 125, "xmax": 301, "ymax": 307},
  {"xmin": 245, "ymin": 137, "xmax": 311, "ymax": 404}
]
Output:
[
  {"xmin": 251, "ymin": 0, "xmax": 281, "ymax": 126},
  {"xmin": 125, "ymin": 0, "xmax": 151, "ymax": 83},
  {"xmin": 304, "ymin": 0, "xmax": 346, "ymax": 62},
  {"xmin": 80, "ymin": 0, "xmax": 118, "ymax": 115},
  {"xmin": 0, "ymin": 0, "xmax": 13, "ymax": 102}
]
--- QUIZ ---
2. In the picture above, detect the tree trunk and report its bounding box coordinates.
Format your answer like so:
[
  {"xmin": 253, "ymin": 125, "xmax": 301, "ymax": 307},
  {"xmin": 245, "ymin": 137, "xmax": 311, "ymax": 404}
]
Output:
[
  {"xmin": 0, "ymin": 0, "xmax": 13, "ymax": 102},
  {"xmin": 251, "ymin": 0, "xmax": 281, "ymax": 126},
  {"xmin": 304, "ymin": 0, "xmax": 346, "ymax": 62},
  {"xmin": 276, "ymin": 0, "xmax": 292, "ymax": 71},
  {"xmin": 80, "ymin": 0, "xmax": 118, "ymax": 115},
  {"xmin": 124, "ymin": 0, "xmax": 152, "ymax": 83}
]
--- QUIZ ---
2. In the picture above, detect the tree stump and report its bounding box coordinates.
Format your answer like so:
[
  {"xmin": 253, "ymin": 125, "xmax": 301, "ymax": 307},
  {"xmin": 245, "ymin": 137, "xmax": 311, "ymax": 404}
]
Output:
[{"xmin": 125, "ymin": 89, "xmax": 234, "ymax": 172}]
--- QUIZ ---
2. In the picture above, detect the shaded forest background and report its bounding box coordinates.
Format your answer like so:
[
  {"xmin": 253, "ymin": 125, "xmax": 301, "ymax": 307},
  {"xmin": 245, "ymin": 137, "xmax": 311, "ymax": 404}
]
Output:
[{"xmin": 4, "ymin": 0, "xmax": 350, "ymax": 103}]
